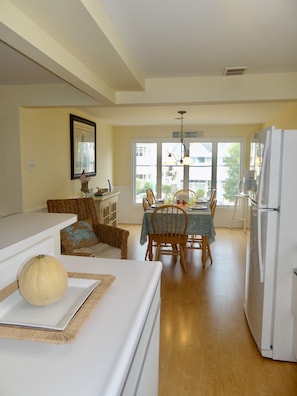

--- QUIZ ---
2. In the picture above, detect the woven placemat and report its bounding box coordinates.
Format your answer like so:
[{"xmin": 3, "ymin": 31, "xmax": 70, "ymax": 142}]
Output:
[{"xmin": 0, "ymin": 272, "xmax": 115, "ymax": 344}]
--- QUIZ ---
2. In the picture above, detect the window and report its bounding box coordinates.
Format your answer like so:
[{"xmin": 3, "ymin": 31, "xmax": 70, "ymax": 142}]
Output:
[
  {"xmin": 134, "ymin": 143, "xmax": 157, "ymax": 203},
  {"xmin": 161, "ymin": 142, "xmax": 185, "ymax": 197},
  {"xmin": 216, "ymin": 142, "xmax": 242, "ymax": 205},
  {"xmin": 136, "ymin": 146, "xmax": 145, "ymax": 157},
  {"xmin": 133, "ymin": 139, "xmax": 244, "ymax": 205},
  {"xmin": 188, "ymin": 142, "xmax": 213, "ymax": 199}
]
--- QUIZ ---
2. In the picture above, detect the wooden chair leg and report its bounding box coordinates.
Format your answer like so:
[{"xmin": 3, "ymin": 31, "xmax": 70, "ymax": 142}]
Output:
[
  {"xmin": 179, "ymin": 244, "xmax": 187, "ymax": 273},
  {"xmin": 145, "ymin": 237, "xmax": 152, "ymax": 260},
  {"xmin": 147, "ymin": 236, "xmax": 154, "ymax": 261},
  {"xmin": 171, "ymin": 244, "xmax": 178, "ymax": 262},
  {"xmin": 145, "ymin": 245, "xmax": 149, "ymax": 260},
  {"xmin": 207, "ymin": 240, "xmax": 213, "ymax": 264},
  {"xmin": 201, "ymin": 236, "xmax": 208, "ymax": 267},
  {"xmin": 155, "ymin": 244, "xmax": 161, "ymax": 261}
]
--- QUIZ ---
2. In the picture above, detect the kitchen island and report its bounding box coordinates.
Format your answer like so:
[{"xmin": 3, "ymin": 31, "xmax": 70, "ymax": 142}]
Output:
[{"xmin": 0, "ymin": 213, "xmax": 162, "ymax": 396}]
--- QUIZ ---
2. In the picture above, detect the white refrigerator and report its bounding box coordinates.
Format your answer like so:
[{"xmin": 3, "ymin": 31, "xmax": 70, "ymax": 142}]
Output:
[{"xmin": 244, "ymin": 126, "xmax": 297, "ymax": 362}]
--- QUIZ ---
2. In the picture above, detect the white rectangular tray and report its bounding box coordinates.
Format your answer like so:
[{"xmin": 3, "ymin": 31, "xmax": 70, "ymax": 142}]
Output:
[{"xmin": 0, "ymin": 278, "xmax": 100, "ymax": 331}]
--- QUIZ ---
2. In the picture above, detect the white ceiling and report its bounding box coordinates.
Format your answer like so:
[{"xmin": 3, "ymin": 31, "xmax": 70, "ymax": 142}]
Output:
[
  {"xmin": 1, "ymin": 0, "xmax": 297, "ymax": 126},
  {"xmin": 98, "ymin": 0, "xmax": 297, "ymax": 77}
]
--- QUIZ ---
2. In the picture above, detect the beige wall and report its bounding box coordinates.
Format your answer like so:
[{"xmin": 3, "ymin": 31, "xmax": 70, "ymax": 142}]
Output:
[
  {"xmin": 1, "ymin": 88, "xmax": 297, "ymax": 220},
  {"xmin": 0, "ymin": 88, "xmax": 22, "ymax": 216},
  {"xmin": 263, "ymin": 103, "xmax": 297, "ymax": 129},
  {"xmin": 19, "ymin": 107, "xmax": 113, "ymax": 212},
  {"xmin": 18, "ymin": 109, "xmax": 261, "ymax": 223},
  {"xmin": 0, "ymin": 83, "xmax": 100, "ymax": 216},
  {"xmin": 17, "ymin": 105, "xmax": 297, "ymax": 223}
]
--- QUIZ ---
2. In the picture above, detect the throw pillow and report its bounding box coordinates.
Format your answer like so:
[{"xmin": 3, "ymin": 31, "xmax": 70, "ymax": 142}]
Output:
[{"xmin": 61, "ymin": 218, "xmax": 99, "ymax": 249}]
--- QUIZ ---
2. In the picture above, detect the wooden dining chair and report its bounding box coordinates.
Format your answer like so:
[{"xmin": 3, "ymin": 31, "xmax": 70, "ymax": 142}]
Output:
[
  {"xmin": 187, "ymin": 199, "xmax": 217, "ymax": 265},
  {"xmin": 209, "ymin": 189, "xmax": 216, "ymax": 205},
  {"xmin": 142, "ymin": 197, "xmax": 150, "ymax": 211},
  {"xmin": 210, "ymin": 197, "xmax": 217, "ymax": 215},
  {"xmin": 206, "ymin": 198, "xmax": 217, "ymax": 264},
  {"xmin": 142, "ymin": 197, "xmax": 153, "ymax": 260},
  {"xmin": 151, "ymin": 204, "xmax": 188, "ymax": 272},
  {"xmin": 146, "ymin": 188, "xmax": 156, "ymax": 206},
  {"xmin": 173, "ymin": 189, "xmax": 197, "ymax": 204}
]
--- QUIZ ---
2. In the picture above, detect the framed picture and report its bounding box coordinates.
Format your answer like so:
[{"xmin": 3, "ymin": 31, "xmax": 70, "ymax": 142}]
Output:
[{"xmin": 70, "ymin": 114, "xmax": 96, "ymax": 179}]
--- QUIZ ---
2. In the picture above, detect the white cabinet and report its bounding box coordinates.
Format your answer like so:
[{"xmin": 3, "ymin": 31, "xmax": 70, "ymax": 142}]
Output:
[
  {"xmin": 121, "ymin": 281, "xmax": 160, "ymax": 396},
  {"xmin": 93, "ymin": 191, "xmax": 119, "ymax": 226}
]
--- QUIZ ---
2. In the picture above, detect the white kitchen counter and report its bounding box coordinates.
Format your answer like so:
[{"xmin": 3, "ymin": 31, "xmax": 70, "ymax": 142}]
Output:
[
  {"xmin": 0, "ymin": 212, "xmax": 77, "ymax": 251},
  {"xmin": 0, "ymin": 257, "xmax": 162, "ymax": 396},
  {"xmin": 0, "ymin": 212, "xmax": 76, "ymax": 253},
  {"xmin": 0, "ymin": 212, "xmax": 77, "ymax": 289},
  {"xmin": 0, "ymin": 213, "xmax": 162, "ymax": 396}
]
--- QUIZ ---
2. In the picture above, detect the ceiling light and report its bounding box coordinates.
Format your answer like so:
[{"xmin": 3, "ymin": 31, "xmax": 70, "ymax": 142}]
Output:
[{"xmin": 166, "ymin": 111, "xmax": 193, "ymax": 166}]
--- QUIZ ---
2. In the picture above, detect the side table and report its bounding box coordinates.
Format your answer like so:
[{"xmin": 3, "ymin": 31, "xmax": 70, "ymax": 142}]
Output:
[{"xmin": 230, "ymin": 193, "xmax": 249, "ymax": 233}]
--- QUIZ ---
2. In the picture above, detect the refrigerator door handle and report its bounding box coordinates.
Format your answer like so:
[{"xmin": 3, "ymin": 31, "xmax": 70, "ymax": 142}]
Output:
[
  {"xmin": 257, "ymin": 208, "xmax": 264, "ymax": 283},
  {"xmin": 258, "ymin": 131, "xmax": 270, "ymax": 209}
]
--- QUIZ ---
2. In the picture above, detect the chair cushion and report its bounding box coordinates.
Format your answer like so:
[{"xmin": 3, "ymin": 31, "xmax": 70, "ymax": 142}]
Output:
[
  {"xmin": 74, "ymin": 243, "xmax": 121, "ymax": 259},
  {"xmin": 61, "ymin": 218, "xmax": 99, "ymax": 249}
]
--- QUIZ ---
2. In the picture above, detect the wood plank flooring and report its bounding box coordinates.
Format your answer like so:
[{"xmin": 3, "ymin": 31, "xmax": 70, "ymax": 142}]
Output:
[{"xmin": 122, "ymin": 225, "xmax": 297, "ymax": 396}]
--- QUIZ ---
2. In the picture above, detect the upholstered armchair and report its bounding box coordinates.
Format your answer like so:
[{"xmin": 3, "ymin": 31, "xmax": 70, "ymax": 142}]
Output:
[{"xmin": 47, "ymin": 198, "xmax": 129, "ymax": 259}]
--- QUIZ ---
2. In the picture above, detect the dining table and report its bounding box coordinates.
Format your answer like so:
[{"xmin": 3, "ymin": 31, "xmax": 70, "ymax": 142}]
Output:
[{"xmin": 140, "ymin": 202, "xmax": 216, "ymax": 267}]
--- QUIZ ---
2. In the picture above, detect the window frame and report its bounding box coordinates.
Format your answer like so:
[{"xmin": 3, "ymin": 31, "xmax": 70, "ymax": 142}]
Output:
[{"xmin": 133, "ymin": 137, "xmax": 246, "ymax": 206}]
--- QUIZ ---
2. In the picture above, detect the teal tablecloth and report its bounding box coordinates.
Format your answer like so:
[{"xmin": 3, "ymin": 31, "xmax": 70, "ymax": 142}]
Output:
[{"xmin": 140, "ymin": 205, "xmax": 216, "ymax": 245}]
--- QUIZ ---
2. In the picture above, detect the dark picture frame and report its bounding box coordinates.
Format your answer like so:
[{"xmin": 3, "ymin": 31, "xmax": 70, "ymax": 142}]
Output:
[{"xmin": 70, "ymin": 114, "xmax": 96, "ymax": 179}]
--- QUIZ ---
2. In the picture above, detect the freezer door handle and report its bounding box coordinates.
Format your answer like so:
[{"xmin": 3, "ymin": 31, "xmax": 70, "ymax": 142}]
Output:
[{"xmin": 258, "ymin": 130, "xmax": 270, "ymax": 209}]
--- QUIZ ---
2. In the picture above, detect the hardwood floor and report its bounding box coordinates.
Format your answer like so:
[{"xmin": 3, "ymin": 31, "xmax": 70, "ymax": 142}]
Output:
[{"xmin": 121, "ymin": 225, "xmax": 297, "ymax": 396}]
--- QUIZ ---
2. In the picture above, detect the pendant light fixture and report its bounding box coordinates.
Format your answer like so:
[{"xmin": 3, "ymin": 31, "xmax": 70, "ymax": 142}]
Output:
[{"xmin": 166, "ymin": 110, "xmax": 192, "ymax": 165}]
